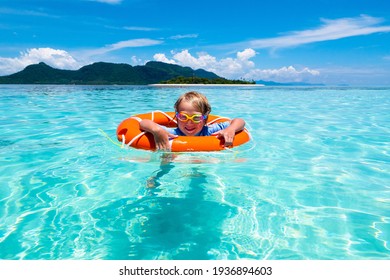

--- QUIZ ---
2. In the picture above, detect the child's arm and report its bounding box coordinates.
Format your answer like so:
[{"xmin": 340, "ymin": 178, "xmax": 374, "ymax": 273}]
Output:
[
  {"xmin": 215, "ymin": 118, "xmax": 245, "ymax": 147},
  {"xmin": 139, "ymin": 119, "xmax": 177, "ymax": 150}
]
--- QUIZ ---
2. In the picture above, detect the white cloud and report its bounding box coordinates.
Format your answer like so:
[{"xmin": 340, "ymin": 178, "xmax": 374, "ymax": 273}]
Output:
[
  {"xmin": 237, "ymin": 48, "xmax": 256, "ymax": 61},
  {"xmin": 124, "ymin": 26, "xmax": 158, "ymax": 31},
  {"xmin": 131, "ymin": 55, "xmax": 144, "ymax": 65},
  {"xmin": 0, "ymin": 8, "xmax": 56, "ymax": 17},
  {"xmin": 87, "ymin": 39, "xmax": 163, "ymax": 57},
  {"xmin": 244, "ymin": 66, "xmax": 320, "ymax": 83},
  {"xmin": 168, "ymin": 49, "xmax": 257, "ymax": 77},
  {"xmin": 89, "ymin": 0, "xmax": 123, "ymax": 4},
  {"xmin": 153, "ymin": 53, "xmax": 176, "ymax": 64},
  {"xmin": 229, "ymin": 15, "xmax": 390, "ymax": 50},
  {"xmin": 0, "ymin": 48, "xmax": 81, "ymax": 75},
  {"xmin": 108, "ymin": 39, "xmax": 162, "ymax": 51},
  {"xmin": 169, "ymin": 34, "xmax": 199, "ymax": 40},
  {"xmin": 74, "ymin": 38, "xmax": 163, "ymax": 61},
  {"xmin": 153, "ymin": 48, "xmax": 320, "ymax": 82},
  {"xmin": 173, "ymin": 50, "xmax": 217, "ymax": 69}
]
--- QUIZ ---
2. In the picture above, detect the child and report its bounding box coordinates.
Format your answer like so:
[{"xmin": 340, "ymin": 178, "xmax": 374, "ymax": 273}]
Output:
[{"xmin": 140, "ymin": 91, "xmax": 245, "ymax": 151}]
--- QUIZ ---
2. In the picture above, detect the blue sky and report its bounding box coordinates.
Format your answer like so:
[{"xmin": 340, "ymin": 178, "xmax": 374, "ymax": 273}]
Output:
[{"xmin": 1, "ymin": 0, "xmax": 390, "ymax": 85}]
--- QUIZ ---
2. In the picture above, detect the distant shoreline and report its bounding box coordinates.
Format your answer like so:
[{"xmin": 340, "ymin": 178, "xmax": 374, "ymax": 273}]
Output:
[{"xmin": 149, "ymin": 83, "xmax": 265, "ymax": 87}]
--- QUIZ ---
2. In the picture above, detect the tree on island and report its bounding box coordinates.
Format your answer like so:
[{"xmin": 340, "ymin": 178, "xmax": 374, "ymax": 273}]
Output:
[{"xmin": 160, "ymin": 76, "xmax": 255, "ymax": 84}]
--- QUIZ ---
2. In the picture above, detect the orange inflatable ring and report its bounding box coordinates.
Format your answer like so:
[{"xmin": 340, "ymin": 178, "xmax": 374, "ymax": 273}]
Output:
[{"xmin": 116, "ymin": 111, "xmax": 251, "ymax": 152}]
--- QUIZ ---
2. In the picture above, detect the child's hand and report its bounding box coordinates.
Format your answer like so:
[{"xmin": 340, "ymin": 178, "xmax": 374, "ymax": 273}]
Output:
[
  {"xmin": 153, "ymin": 128, "xmax": 177, "ymax": 151},
  {"xmin": 214, "ymin": 127, "xmax": 236, "ymax": 147},
  {"xmin": 140, "ymin": 119, "xmax": 178, "ymax": 151},
  {"xmin": 213, "ymin": 118, "xmax": 245, "ymax": 147}
]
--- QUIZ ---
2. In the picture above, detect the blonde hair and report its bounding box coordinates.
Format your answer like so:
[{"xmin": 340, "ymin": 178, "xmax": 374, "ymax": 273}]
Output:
[{"xmin": 174, "ymin": 91, "xmax": 211, "ymax": 116}]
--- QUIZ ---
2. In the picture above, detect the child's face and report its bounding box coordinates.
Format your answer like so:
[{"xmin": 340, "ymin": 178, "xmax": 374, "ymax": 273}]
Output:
[{"xmin": 176, "ymin": 100, "xmax": 206, "ymax": 136}]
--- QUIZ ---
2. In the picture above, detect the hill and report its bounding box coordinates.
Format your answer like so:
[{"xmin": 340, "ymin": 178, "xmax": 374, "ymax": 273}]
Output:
[{"xmin": 0, "ymin": 61, "xmax": 223, "ymax": 85}]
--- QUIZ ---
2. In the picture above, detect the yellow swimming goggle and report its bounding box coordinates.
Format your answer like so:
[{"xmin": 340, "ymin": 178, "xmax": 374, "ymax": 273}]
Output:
[{"xmin": 176, "ymin": 112, "xmax": 206, "ymax": 123}]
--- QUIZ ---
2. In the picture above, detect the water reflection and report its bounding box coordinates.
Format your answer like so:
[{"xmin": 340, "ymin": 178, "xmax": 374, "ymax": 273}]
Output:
[{"xmin": 91, "ymin": 166, "xmax": 237, "ymax": 260}]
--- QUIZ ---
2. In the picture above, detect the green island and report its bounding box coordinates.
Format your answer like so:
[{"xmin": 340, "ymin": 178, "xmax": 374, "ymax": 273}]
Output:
[{"xmin": 0, "ymin": 61, "xmax": 254, "ymax": 85}]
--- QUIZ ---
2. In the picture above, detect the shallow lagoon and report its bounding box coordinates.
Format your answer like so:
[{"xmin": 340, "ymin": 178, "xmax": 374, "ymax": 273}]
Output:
[{"xmin": 0, "ymin": 85, "xmax": 389, "ymax": 259}]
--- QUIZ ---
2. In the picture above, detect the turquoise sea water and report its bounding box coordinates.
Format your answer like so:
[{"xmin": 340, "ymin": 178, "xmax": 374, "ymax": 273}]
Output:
[{"xmin": 0, "ymin": 85, "xmax": 389, "ymax": 260}]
